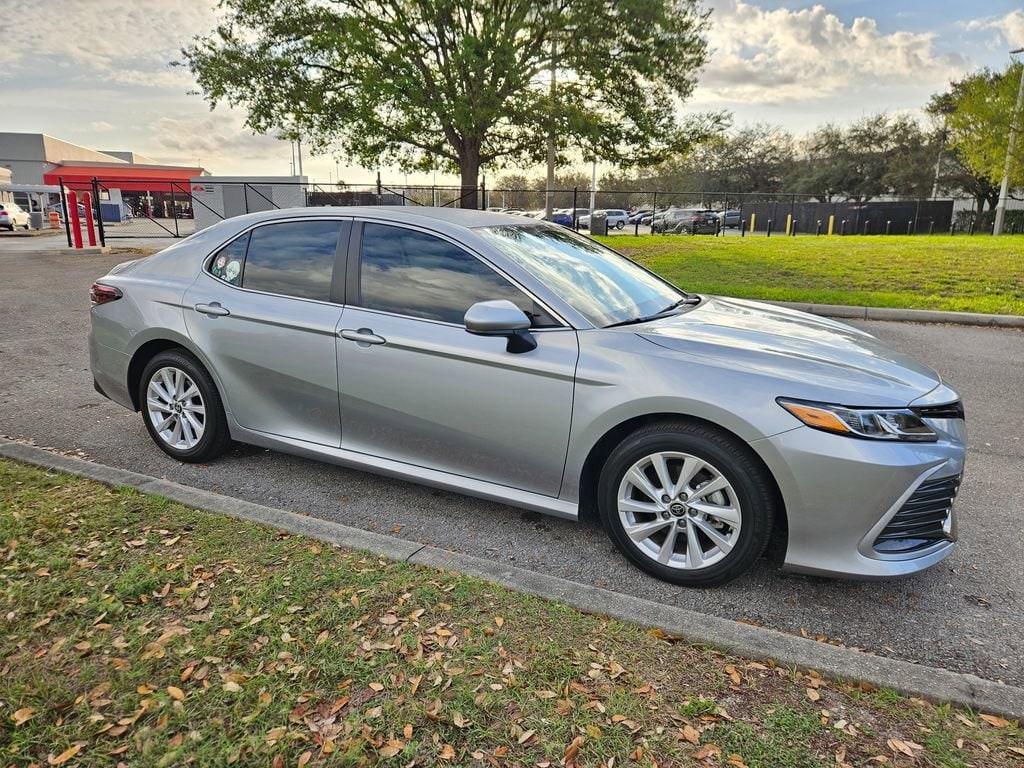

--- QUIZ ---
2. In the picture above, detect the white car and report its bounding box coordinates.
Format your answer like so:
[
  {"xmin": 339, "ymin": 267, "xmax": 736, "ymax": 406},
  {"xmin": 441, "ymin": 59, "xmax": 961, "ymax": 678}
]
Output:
[
  {"xmin": 0, "ymin": 202, "xmax": 31, "ymax": 231},
  {"xmin": 579, "ymin": 209, "xmax": 629, "ymax": 230}
]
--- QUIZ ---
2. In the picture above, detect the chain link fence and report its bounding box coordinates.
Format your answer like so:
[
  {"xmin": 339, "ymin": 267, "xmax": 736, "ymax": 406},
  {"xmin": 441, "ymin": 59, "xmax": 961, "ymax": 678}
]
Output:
[{"xmin": 62, "ymin": 176, "xmax": 1021, "ymax": 244}]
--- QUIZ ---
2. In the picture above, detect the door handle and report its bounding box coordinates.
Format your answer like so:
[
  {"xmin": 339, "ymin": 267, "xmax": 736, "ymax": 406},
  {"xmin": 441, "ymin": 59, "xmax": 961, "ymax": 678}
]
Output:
[
  {"xmin": 194, "ymin": 302, "xmax": 230, "ymax": 317},
  {"xmin": 339, "ymin": 328, "xmax": 386, "ymax": 346}
]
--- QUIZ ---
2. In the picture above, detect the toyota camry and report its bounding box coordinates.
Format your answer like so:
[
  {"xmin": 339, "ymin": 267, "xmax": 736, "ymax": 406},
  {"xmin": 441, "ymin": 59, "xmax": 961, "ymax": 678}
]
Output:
[{"xmin": 89, "ymin": 207, "xmax": 966, "ymax": 586}]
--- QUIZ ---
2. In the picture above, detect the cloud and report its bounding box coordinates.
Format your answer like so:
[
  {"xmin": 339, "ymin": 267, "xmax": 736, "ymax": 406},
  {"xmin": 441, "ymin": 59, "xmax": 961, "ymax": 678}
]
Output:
[
  {"xmin": 89, "ymin": 121, "xmax": 116, "ymax": 132},
  {"xmin": 0, "ymin": 0, "xmax": 215, "ymax": 87},
  {"xmin": 967, "ymin": 10, "xmax": 1024, "ymax": 49},
  {"xmin": 696, "ymin": 1, "xmax": 970, "ymax": 104}
]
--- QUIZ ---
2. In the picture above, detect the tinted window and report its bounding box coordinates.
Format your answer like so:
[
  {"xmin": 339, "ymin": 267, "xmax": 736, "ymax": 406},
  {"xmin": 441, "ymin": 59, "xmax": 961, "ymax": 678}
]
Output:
[
  {"xmin": 475, "ymin": 224, "xmax": 684, "ymax": 327},
  {"xmin": 209, "ymin": 232, "xmax": 249, "ymax": 287},
  {"xmin": 358, "ymin": 223, "xmax": 555, "ymax": 326},
  {"xmin": 242, "ymin": 221, "xmax": 341, "ymax": 301}
]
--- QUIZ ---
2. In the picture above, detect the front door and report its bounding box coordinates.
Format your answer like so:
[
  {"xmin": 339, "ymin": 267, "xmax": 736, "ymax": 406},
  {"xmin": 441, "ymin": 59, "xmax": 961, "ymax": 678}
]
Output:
[
  {"xmin": 185, "ymin": 218, "xmax": 348, "ymax": 447},
  {"xmin": 336, "ymin": 221, "xmax": 578, "ymax": 496}
]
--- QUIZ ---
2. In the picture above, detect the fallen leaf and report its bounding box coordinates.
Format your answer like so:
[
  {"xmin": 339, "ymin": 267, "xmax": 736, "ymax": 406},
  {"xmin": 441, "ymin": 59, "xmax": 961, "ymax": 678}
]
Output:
[
  {"xmin": 439, "ymin": 743, "xmax": 456, "ymax": 760},
  {"xmin": 681, "ymin": 725, "xmax": 701, "ymax": 744},
  {"xmin": 49, "ymin": 743, "xmax": 84, "ymax": 766},
  {"xmin": 166, "ymin": 686, "xmax": 185, "ymax": 701},
  {"xmin": 12, "ymin": 707, "xmax": 36, "ymax": 726},
  {"xmin": 980, "ymin": 714, "xmax": 1011, "ymax": 728},
  {"xmin": 379, "ymin": 740, "xmax": 404, "ymax": 758},
  {"xmin": 518, "ymin": 729, "xmax": 535, "ymax": 744},
  {"xmin": 564, "ymin": 735, "xmax": 585, "ymax": 762},
  {"xmin": 695, "ymin": 744, "xmax": 721, "ymax": 761},
  {"xmin": 494, "ymin": 616, "xmax": 505, "ymax": 628},
  {"xmin": 806, "ymin": 688, "xmax": 821, "ymax": 702},
  {"xmin": 368, "ymin": 682, "xmax": 385, "ymax": 692},
  {"xmin": 297, "ymin": 750, "xmax": 312, "ymax": 767}
]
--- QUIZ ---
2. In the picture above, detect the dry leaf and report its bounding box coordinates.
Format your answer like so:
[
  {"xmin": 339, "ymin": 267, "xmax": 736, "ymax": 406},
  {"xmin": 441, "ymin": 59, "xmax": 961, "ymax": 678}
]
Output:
[
  {"xmin": 681, "ymin": 725, "xmax": 701, "ymax": 744},
  {"xmin": 166, "ymin": 686, "xmax": 185, "ymax": 701},
  {"xmin": 439, "ymin": 744, "xmax": 456, "ymax": 760},
  {"xmin": 518, "ymin": 729, "xmax": 535, "ymax": 744},
  {"xmin": 12, "ymin": 707, "xmax": 35, "ymax": 726},
  {"xmin": 494, "ymin": 616, "xmax": 505, "ymax": 628},
  {"xmin": 379, "ymin": 740, "xmax": 404, "ymax": 758},
  {"xmin": 806, "ymin": 687, "xmax": 821, "ymax": 702},
  {"xmin": 297, "ymin": 750, "xmax": 313, "ymax": 767},
  {"xmin": 980, "ymin": 714, "xmax": 1011, "ymax": 728},
  {"xmin": 49, "ymin": 743, "xmax": 84, "ymax": 766},
  {"xmin": 695, "ymin": 744, "xmax": 721, "ymax": 761},
  {"xmin": 368, "ymin": 682, "xmax": 385, "ymax": 692},
  {"xmin": 564, "ymin": 735, "xmax": 585, "ymax": 762}
]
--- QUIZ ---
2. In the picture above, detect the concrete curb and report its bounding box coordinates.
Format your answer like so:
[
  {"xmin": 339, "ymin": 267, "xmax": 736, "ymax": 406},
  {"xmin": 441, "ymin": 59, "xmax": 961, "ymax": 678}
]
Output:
[
  {"xmin": 769, "ymin": 300, "xmax": 1024, "ymax": 328},
  {"xmin": 2, "ymin": 438, "xmax": 1021, "ymax": 721}
]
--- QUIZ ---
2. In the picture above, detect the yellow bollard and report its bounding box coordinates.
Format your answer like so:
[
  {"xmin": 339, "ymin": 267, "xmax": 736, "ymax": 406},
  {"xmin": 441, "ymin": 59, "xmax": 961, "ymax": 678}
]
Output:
[
  {"xmin": 827, "ymin": 214, "xmax": 835, "ymax": 236},
  {"xmin": 750, "ymin": 213, "xmax": 756, "ymax": 234},
  {"xmin": 785, "ymin": 214, "xmax": 793, "ymax": 236}
]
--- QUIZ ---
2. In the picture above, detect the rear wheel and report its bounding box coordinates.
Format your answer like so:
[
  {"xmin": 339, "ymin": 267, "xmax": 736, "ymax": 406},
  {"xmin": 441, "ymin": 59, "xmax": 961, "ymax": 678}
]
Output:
[
  {"xmin": 139, "ymin": 349, "xmax": 231, "ymax": 463},
  {"xmin": 597, "ymin": 421, "xmax": 776, "ymax": 586}
]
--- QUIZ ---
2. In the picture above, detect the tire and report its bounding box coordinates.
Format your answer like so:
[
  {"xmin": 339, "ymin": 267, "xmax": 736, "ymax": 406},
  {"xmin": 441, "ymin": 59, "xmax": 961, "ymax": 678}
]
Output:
[
  {"xmin": 597, "ymin": 420, "xmax": 776, "ymax": 586},
  {"xmin": 139, "ymin": 349, "xmax": 231, "ymax": 463},
  {"xmin": 616, "ymin": 221, "xmax": 625, "ymax": 230}
]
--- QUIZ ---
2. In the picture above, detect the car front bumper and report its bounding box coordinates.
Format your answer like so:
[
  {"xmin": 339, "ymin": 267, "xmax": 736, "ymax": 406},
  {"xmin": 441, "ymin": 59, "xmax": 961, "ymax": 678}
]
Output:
[{"xmin": 752, "ymin": 421, "xmax": 966, "ymax": 579}]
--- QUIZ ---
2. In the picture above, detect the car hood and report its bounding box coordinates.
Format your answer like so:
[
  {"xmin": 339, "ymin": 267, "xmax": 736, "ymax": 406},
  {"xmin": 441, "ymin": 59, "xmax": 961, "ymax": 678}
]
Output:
[{"xmin": 637, "ymin": 296, "xmax": 942, "ymax": 407}]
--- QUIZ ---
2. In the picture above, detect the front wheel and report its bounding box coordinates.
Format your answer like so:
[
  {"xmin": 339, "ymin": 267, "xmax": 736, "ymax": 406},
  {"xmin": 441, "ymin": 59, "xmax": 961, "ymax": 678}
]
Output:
[
  {"xmin": 597, "ymin": 421, "xmax": 776, "ymax": 586},
  {"xmin": 139, "ymin": 349, "xmax": 231, "ymax": 463}
]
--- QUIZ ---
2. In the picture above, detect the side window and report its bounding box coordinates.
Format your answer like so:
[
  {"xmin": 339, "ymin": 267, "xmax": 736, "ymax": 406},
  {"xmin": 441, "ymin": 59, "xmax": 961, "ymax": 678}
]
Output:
[
  {"xmin": 241, "ymin": 221, "xmax": 342, "ymax": 301},
  {"xmin": 209, "ymin": 232, "xmax": 249, "ymax": 287},
  {"xmin": 358, "ymin": 223, "xmax": 556, "ymax": 326}
]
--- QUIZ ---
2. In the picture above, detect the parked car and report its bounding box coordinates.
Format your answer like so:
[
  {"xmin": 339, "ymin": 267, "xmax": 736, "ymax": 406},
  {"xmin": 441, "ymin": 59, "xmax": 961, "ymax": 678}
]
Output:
[
  {"xmin": 545, "ymin": 211, "xmax": 574, "ymax": 228},
  {"xmin": 719, "ymin": 209, "xmax": 741, "ymax": 229},
  {"xmin": 89, "ymin": 207, "xmax": 966, "ymax": 586},
  {"xmin": 0, "ymin": 202, "xmax": 31, "ymax": 230},
  {"xmin": 578, "ymin": 209, "xmax": 629, "ymax": 230},
  {"xmin": 628, "ymin": 209, "xmax": 652, "ymax": 225},
  {"xmin": 652, "ymin": 208, "xmax": 719, "ymax": 234}
]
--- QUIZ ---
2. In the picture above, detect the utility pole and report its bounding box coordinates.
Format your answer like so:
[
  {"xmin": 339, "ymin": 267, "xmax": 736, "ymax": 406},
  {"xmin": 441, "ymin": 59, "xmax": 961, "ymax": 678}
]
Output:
[
  {"xmin": 589, "ymin": 157, "xmax": 597, "ymax": 213},
  {"xmin": 544, "ymin": 10, "xmax": 557, "ymax": 220},
  {"xmin": 296, "ymin": 137, "xmax": 304, "ymax": 178},
  {"xmin": 994, "ymin": 49, "xmax": 1024, "ymax": 235},
  {"xmin": 930, "ymin": 119, "xmax": 945, "ymax": 200}
]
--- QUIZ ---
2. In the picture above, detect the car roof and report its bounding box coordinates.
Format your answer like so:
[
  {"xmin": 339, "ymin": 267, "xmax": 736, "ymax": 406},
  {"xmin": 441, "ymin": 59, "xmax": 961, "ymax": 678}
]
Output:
[{"xmin": 221, "ymin": 205, "xmax": 544, "ymax": 230}]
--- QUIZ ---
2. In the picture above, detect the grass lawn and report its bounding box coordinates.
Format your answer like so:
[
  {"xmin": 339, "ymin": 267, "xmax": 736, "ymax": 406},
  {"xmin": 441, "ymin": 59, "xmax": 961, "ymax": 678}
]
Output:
[
  {"xmin": 595, "ymin": 235, "xmax": 1024, "ymax": 316},
  {"xmin": 2, "ymin": 459, "xmax": 1021, "ymax": 767}
]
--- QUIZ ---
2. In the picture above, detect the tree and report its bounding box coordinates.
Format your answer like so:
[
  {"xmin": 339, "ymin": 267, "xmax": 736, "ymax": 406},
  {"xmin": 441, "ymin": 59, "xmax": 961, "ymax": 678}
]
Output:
[
  {"xmin": 929, "ymin": 64, "xmax": 1024, "ymax": 211},
  {"xmin": 182, "ymin": 0, "xmax": 711, "ymax": 208},
  {"xmin": 785, "ymin": 115, "xmax": 936, "ymax": 201}
]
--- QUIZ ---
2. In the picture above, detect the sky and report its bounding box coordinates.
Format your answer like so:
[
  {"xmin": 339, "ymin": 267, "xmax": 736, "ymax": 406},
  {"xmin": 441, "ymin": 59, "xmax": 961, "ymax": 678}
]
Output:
[{"xmin": 1, "ymin": 0, "xmax": 1022, "ymax": 185}]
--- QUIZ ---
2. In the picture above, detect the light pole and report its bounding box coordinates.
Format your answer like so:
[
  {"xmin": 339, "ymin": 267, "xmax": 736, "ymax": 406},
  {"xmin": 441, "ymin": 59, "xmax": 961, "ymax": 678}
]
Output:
[{"xmin": 994, "ymin": 48, "xmax": 1024, "ymax": 235}]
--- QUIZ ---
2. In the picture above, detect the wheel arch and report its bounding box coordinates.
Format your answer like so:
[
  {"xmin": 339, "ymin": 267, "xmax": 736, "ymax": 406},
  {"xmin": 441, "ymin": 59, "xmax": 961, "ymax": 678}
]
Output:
[
  {"xmin": 126, "ymin": 333, "xmax": 225, "ymax": 413},
  {"xmin": 576, "ymin": 412, "xmax": 788, "ymax": 555}
]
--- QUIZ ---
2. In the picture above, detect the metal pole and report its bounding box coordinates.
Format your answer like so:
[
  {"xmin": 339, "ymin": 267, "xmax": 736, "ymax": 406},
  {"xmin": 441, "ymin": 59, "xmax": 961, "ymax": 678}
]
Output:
[
  {"xmin": 169, "ymin": 183, "xmax": 179, "ymax": 237},
  {"xmin": 296, "ymin": 136, "xmax": 304, "ymax": 178},
  {"xmin": 91, "ymin": 178, "xmax": 106, "ymax": 247},
  {"xmin": 589, "ymin": 158, "xmax": 597, "ymax": 215},
  {"xmin": 994, "ymin": 52, "xmax": 1024, "ymax": 235},
  {"xmin": 544, "ymin": 7, "xmax": 557, "ymax": 220},
  {"xmin": 59, "ymin": 176, "xmax": 72, "ymax": 248}
]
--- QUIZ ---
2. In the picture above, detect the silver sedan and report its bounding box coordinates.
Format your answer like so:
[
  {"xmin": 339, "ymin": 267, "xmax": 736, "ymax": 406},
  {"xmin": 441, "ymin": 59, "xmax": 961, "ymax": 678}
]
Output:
[{"xmin": 89, "ymin": 207, "xmax": 966, "ymax": 586}]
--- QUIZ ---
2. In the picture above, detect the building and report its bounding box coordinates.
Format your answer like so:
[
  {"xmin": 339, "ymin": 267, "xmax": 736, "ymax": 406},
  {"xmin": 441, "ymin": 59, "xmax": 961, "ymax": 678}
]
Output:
[{"xmin": 0, "ymin": 132, "xmax": 205, "ymax": 220}]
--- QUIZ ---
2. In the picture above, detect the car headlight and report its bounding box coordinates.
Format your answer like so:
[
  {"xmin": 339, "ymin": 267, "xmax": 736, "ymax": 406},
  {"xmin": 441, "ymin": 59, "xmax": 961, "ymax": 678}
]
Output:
[{"xmin": 777, "ymin": 398, "xmax": 937, "ymax": 442}]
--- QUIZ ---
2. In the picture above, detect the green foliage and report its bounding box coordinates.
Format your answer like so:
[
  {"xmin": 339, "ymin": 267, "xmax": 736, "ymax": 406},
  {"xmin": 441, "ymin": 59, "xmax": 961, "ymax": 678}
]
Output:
[
  {"xmin": 940, "ymin": 63, "xmax": 1024, "ymax": 189},
  {"xmin": 181, "ymin": 0, "xmax": 717, "ymax": 205},
  {"xmin": 783, "ymin": 114, "xmax": 937, "ymax": 201}
]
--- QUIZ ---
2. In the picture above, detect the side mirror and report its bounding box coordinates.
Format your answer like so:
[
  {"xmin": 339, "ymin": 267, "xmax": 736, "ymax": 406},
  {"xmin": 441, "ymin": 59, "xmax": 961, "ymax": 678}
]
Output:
[{"xmin": 464, "ymin": 300, "xmax": 537, "ymax": 353}]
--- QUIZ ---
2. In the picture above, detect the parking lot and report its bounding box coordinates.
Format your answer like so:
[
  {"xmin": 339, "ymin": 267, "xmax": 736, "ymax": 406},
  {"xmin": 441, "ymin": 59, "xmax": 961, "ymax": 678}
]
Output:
[{"xmin": 1, "ymin": 245, "xmax": 1021, "ymax": 685}]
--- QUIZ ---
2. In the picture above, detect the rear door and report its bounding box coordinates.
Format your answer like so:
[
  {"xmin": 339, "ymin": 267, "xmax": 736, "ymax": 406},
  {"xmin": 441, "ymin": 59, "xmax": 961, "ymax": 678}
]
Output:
[
  {"xmin": 335, "ymin": 220, "xmax": 578, "ymax": 496},
  {"xmin": 184, "ymin": 218, "xmax": 349, "ymax": 447}
]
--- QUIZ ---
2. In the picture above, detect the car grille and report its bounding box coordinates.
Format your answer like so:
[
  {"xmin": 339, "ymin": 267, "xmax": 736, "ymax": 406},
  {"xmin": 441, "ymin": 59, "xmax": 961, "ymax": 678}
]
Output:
[
  {"xmin": 911, "ymin": 401, "xmax": 965, "ymax": 421},
  {"xmin": 873, "ymin": 473, "xmax": 960, "ymax": 554}
]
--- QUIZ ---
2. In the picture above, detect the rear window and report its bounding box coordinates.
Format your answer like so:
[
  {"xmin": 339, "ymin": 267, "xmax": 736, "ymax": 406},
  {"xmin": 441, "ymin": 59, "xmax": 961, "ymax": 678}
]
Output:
[{"xmin": 242, "ymin": 221, "xmax": 342, "ymax": 301}]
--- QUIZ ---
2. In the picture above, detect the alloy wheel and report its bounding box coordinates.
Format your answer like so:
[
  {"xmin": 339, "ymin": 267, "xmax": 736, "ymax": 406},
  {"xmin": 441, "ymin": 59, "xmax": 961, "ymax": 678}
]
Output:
[
  {"xmin": 146, "ymin": 366, "xmax": 206, "ymax": 450},
  {"xmin": 617, "ymin": 451, "xmax": 742, "ymax": 570}
]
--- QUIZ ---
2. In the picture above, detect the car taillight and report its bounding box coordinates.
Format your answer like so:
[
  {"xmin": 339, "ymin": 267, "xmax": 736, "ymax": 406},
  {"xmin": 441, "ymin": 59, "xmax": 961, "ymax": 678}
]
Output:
[{"xmin": 90, "ymin": 282, "xmax": 122, "ymax": 305}]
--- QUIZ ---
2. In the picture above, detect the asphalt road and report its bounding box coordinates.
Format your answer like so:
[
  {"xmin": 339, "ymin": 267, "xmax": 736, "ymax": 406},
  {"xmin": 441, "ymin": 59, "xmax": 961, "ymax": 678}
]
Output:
[{"xmin": 2, "ymin": 245, "xmax": 1021, "ymax": 685}]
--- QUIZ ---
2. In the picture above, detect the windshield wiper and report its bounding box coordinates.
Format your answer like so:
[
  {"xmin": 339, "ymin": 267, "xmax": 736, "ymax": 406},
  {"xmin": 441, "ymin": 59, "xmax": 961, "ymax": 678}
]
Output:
[{"xmin": 604, "ymin": 295, "xmax": 702, "ymax": 328}]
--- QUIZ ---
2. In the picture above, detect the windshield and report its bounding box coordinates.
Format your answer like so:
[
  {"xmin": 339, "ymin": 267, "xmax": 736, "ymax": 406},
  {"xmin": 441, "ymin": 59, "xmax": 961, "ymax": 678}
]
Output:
[{"xmin": 476, "ymin": 224, "xmax": 685, "ymax": 327}]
